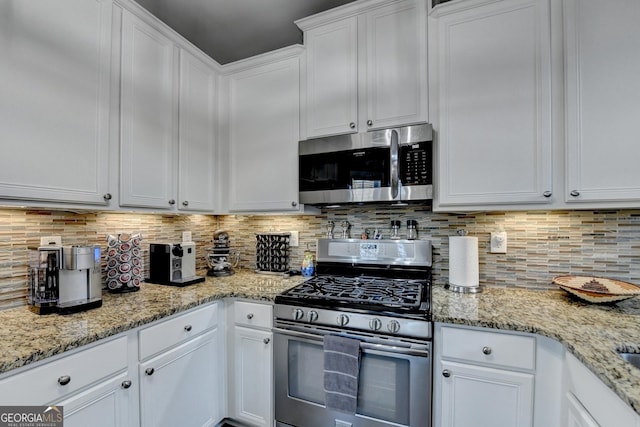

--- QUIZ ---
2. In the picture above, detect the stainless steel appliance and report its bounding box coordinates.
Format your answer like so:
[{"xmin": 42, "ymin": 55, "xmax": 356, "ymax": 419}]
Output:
[
  {"xmin": 274, "ymin": 239, "xmax": 433, "ymax": 427},
  {"xmin": 149, "ymin": 242, "xmax": 205, "ymax": 286},
  {"xmin": 299, "ymin": 124, "xmax": 433, "ymax": 206},
  {"xmin": 206, "ymin": 231, "xmax": 239, "ymax": 277},
  {"xmin": 28, "ymin": 244, "xmax": 102, "ymax": 314}
]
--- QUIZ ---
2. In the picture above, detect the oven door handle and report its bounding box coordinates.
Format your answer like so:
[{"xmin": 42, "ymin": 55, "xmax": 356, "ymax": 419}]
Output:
[{"xmin": 272, "ymin": 327, "xmax": 430, "ymax": 358}]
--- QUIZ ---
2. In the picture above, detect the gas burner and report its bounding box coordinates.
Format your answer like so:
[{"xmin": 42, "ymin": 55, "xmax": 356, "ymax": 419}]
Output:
[{"xmin": 284, "ymin": 275, "xmax": 424, "ymax": 308}]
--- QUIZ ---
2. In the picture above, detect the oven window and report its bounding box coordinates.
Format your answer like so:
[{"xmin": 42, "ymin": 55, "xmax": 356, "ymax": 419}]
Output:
[
  {"xmin": 358, "ymin": 353, "xmax": 410, "ymax": 425},
  {"xmin": 287, "ymin": 339, "xmax": 412, "ymax": 425}
]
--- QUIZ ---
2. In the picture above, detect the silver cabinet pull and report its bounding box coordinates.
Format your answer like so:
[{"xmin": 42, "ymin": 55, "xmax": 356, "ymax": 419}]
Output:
[
  {"xmin": 145, "ymin": 368, "xmax": 155, "ymax": 376},
  {"xmin": 247, "ymin": 313, "xmax": 254, "ymax": 320},
  {"xmin": 57, "ymin": 375, "xmax": 71, "ymax": 386},
  {"xmin": 543, "ymin": 191, "xmax": 552, "ymax": 198},
  {"xmin": 184, "ymin": 325, "xmax": 192, "ymax": 332},
  {"xmin": 182, "ymin": 201, "xmax": 189, "ymax": 207},
  {"xmin": 442, "ymin": 370, "xmax": 451, "ymax": 378},
  {"xmin": 570, "ymin": 190, "xmax": 580, "ymax": 197},
  {"xmin": 349, "ymin": 122, "xmax": 356, "ymax": 129},
  {"xmin": 291, "ymin": 201, "xmax": 298, "ymax": 207},
  {"xmin": 482, "ymin": 346, "xmax": 492, "ymax": 355},
  {"xmin": 121, "ymin": 380, "xmax": 132, "ymax": 389},
  {"xmin": 168, "ymin": 199, "xmax": 176, "ymax": 205},
  {"xmin": 367, "ymin": 120, "xmax": 373, "ymax": 126},
  {"xmin": 263, "ymin": 337, "xmax": 271, "ymax": 345},
  {"xmin": 103, "ymin": 193, "xmax": 112, "ymax": 201}
]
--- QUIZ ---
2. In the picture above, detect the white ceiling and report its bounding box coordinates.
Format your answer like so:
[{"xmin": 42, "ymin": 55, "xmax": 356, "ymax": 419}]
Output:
[{"xmin": 134, "ymin": 0, "xmax": 357, "ymax": 64}]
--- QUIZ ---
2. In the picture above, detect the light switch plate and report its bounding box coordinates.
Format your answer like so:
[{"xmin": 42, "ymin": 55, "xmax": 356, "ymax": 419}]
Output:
[
  {"xmin": 290, "ymin": 231, "xmax": 299, "ymax": 247},
  {"xmin": 490, "ymin": 231, "xmax": 507, "ymax": 253}
]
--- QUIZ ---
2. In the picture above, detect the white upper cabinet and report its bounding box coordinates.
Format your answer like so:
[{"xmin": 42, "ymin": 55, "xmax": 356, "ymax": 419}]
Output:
[
  {"xmin": 299, "ymin": 0, "xmax": 428, "ymax": 139},
  {"xmin": 177, "ymin": 50, "xmax": 217, "ymax": 212},
  {"xmin": 119, "ymin": 7, "xmax": 218, "ymax": 212},
  {"xmin": 0, "ymin": 0, "xmax": 114, "ymax": 206},
  {"xmin": 431, "ymin": 0, "xmax": 553, "ymax": 210},
  {"xmin": 223, "ymin": 49, "xmax": 302, "ymax": 212},
  {"xmin": 564, "ymin": 0, "xmax": 640, "ymax": 206},
  {"xmin": 120, "ymin": 9, "xmax": 177, "ymax": 210},
  {"xmin": 304, "ymin": 17, "xmax": 359, "ymax": 138}
]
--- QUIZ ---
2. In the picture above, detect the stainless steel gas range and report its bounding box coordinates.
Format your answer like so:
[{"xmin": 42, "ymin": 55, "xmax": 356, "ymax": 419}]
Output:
[{"xmin": 274, "ymin": 238, "xmax": 433, "ymax": 427}]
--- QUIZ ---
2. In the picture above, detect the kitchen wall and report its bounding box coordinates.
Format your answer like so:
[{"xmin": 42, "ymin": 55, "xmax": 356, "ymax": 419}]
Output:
[{"xmin": 1, "ymin": 206, "xmax": 639, "ymax": 310}]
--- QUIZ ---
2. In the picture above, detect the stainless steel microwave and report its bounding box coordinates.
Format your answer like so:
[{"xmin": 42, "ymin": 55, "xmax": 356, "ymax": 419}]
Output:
[{"xmin": 299, "ymin": 124, "xmax": 433, "ymax": 205}]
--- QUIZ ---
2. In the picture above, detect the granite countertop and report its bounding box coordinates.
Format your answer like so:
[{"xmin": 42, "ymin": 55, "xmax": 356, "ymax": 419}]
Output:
[
  {"xmin": 2, "ymin": 272, "xmax": 640, "ymax": 417},
  {"xmin": 432, "ymin": 285, "xmax": 640, "ymax": 416}
]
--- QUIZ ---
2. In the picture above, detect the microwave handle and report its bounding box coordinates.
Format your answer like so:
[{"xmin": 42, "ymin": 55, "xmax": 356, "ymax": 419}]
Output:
[{"xmin": 390, "ymin": 130, "xmax": 399, "ymax": 199}]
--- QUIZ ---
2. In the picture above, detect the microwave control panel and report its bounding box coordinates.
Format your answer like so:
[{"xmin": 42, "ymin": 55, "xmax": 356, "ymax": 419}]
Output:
[{"xmin": 400, "ymin": 141, "xmax": 432, "ymax": 185}]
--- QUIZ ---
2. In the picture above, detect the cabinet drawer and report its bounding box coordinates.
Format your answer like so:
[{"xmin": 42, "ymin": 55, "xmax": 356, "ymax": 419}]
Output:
[
  {"xmin": 441, "ymin": 326, "xmax": 535, "ymax": 370},
  {"xmin": 234, "ymin": 301, "xmax": 272, "ymax": 329},
  {"xmin": 0, "ymin": 336, "xmax": 128, "ymax": 405},
  {"xmin": 139, "ymin": 303, "xmax": 218, "ymax": 360}
]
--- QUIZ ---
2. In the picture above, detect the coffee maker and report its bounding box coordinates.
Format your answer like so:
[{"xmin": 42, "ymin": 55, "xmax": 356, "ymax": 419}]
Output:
[
  {"xmin": 206, "ymin": 231, "xmax": 239, "ymax": 277},
  {"xmin": 149, "ymin": 242, "xmax": 205, "ymax": 286},
  {"xmin": 28, "ymin": 243, "xmax": 103, "ymax": 314}
]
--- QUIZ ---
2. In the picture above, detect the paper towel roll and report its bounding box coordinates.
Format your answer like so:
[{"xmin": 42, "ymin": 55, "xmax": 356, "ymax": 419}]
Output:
[{"xmin": 449, "ymin": 236, "xmax": 479, "ymax": 288}]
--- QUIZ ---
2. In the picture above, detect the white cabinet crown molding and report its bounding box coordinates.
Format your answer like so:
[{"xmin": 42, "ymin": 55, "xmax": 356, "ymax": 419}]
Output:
[{"xmin": 220, "ymin": 45, "xmax": 305, "ymax": 75}]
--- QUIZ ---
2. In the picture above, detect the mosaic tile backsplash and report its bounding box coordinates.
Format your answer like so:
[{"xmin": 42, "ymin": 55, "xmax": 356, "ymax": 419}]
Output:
[{"xmin": 1, "ymin": 206, "xmax": 639, "ymax": 309}]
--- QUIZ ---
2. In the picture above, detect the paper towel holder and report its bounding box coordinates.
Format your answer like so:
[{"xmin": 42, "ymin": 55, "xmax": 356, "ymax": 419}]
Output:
[{"xmin": 445, "ymin": 229, "xmax": 483, "ymax": 293}]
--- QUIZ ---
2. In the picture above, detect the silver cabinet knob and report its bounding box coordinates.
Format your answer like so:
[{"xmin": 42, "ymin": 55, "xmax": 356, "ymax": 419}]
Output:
[
  {"xmin": 369, "ymin": 318, "xmax": 382, "ymax": 331},
  {"xmin": 543, "ymin": 191, "xmax": 552, "ymax": 198},
  {"xmin": 292, "ymin": 308, "xmax": 304, "ymax": 321},
  {"xmin": 387, "ymin": 320, "xmax": 400, "ymax": 334},
  {"xmin": 184, "ymin": 325, "xmax": 192, "ymax": 332},
  {"xmin": 103, "ymin": 193, "xmax": 112, "ymax": 201},
  {"xmin": 182, "ymin": 201, "xmax": 189, "ymax": 207},
  {"xmin": 58, "ymin": 375, "xmax": 71, "ymax": 386},
  {"xmin": 349, "ymin": 122, "xmax": 356, "ymax": 129},
  {"xmin": 366, "ymin": 120, "xmax": 373, "ymax": 126},
  {"xmin": 337, "ymin": 314, "xmax": 350, "ymax": 327},
  {"xmin": 482, "ymin": 346, "xmax": 492, "ymax": 355},
  {"xmin": 145, "ymin": 368, "xmax": 155, "ymax": 376},
  {"xmin": 570, "ymin": 190, "xmax": 580, "ymax": 197},
  {"xmin": 121, "ymin": 380, "xmax": 132, "ymax": 389},
  {"xmin": 263, "ymin": 337, "xmax": 271, "ymax": 345},
  {"xmin": 308, "ymin": 310, "xmax": 319, "ymax": 322},
  {"xmin": 442, "ymin": 369, "xmax": 451, "ymax": 378},
  {"xmin": 247, "ymin": 313, "xmax": 254, "ymax": 320},
  {"xmin": 168, "ymin": 199, "xmax": 176, "ymax": 205},
  {"xmin": 291, "ymin": 201, "xmax": 298, "ymax": 207}
]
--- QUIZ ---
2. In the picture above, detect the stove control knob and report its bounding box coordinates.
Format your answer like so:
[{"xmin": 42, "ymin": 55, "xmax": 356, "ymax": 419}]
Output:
[
  {"xmin": 292, "ymin": 308, "xmax": 305, "ymax": 321},
  {"xmin": 337, "ymin": 314, "xmax": 350, "ymax": 327},
  {"xmin": 387, "ymin": 320, "xmax": 401, "ymax": 334},
  {"xmin": 369, "ymin": 318, "xmax": 382, "ymax": 331},
  {"xmin": 308, "ymin": 310, "xmax": 319, "ymax": 323}
]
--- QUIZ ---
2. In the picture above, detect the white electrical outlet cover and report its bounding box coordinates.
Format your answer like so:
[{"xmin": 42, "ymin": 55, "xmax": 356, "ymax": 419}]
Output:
[{"xmin": 490, "ymin": 231, "xmax": 507, "ymax": 254}]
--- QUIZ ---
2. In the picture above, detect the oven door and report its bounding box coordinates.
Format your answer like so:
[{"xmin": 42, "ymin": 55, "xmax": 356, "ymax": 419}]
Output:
[{"xmin": 274, "ymin": 326, "xmax": 432, "ymax": 427}]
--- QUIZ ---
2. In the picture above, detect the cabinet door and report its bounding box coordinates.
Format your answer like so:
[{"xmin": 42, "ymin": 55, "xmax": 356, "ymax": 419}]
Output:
[
  {"xmin": 120, "ymin": 10, "xmax": 176, "ymax": 209},
  {"xmin": 139, "ymin": 329, "xmax": 220, "ymax": 427},
  {"xmin": 364, "ymin": 0, "xmax": 427, "ymax": 130},
  {"xmin": 434, "ymin": 0, "xmax": 553, "ymax": 208},
  {"xmin": 439, "ymin": 360, "xmax": 534, "ymax": 427},
  {"xmin": 177, "ymin": 50, "xmax": 217, "ymax": 212},
  {"xmin": 0, "ymin": 0, "xmax": 112, "ymax": 205},
  {"xmin": 57, "ymin": 372, "xmax": 132, "ymax": 427},
  {"xmin": 305, "ymin": 17, "xmax": 358, "ymax": 138},
  {"xmin": 227, "ymin": 56, "xmax": 300, "ymax": 212},
  {"xmin": 232, "ymin": 326, "xmax": 273, "ymax": 427},
  {"xmin": 564, "ymin": 0, "xmax": 640, "ymax": 203},
  {"xmin": 566, "ymin": 393, "xmax": 599, "ymax": 427}
]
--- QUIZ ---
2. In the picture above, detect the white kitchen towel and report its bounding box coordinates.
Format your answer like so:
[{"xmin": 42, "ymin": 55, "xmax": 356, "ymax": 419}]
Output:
[
  {"xmin": 323, "ymin": 334, "xmax": 361, "ymax": 414},
  {"xmin": 449, "ymin": 235, "xmax": 479, "ymax": 288}
]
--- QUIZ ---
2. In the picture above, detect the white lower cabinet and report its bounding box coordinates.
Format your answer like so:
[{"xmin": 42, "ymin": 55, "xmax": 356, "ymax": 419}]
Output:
[
  {"xmin": 139, "ymin": 330, "xmax": 219, "ymax": 427},
  {"xmin": 229, "ymin": 301, "xmax": 274, "ymax": 426},
  {"xmin": 566, "ymin": 392, "xmax": 599, "ymax": 427},
  {"xmin": 0, "ymin": 336, "xmax": 131, "ymax": 425},
  {"xmin": 138, "ymin": 303, "xmax": 222, "ymax": 427},
  {"xmin": 434, "ymin": 324, "xmax": 536, "ymax": 427}
]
